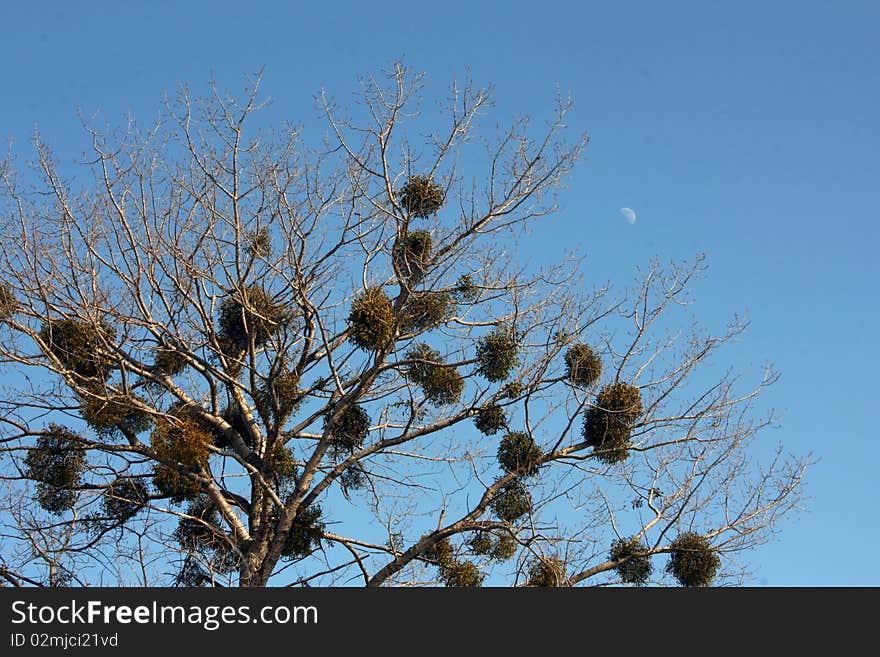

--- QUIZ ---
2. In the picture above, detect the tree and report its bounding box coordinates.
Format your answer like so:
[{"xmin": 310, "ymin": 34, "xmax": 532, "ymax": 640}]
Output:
[{"xmin": 0, "ymin": 64, "xmax": 806, "ymax": 587}]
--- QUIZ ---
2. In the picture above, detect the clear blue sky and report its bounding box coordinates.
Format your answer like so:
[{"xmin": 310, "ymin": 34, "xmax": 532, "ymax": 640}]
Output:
[{"xmin": 1, "ymin": 0, "xmax": 877, "ymax": 585}]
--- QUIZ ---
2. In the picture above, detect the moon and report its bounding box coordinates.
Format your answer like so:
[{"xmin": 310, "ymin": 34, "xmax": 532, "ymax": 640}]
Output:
[{"xmin": 619, "ymin": 207, "xmax": 636, "ymax": 224}]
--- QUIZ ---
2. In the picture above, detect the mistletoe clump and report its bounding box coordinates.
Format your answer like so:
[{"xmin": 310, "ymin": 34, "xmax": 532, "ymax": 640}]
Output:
[
  {"xmin": 595, "ymin": 382, "xmax": 643, "ymax": 423},
  {"xmin": 160, "ymin": 402, "xmax": 235, "ymax": 451},
  {"xmin": 666, "ymin": 532, "xmax": 721, "ymax": 587},
  {"xmin": 475, "ymin": 327, "xmax": 520, "ymax": 382},
  {"xmin": 452, "ymin": 274, "xmax": 479, "ymax": 304},
  {"xmin": 474, "ymin": 404, "xmax": 507, "ymax": 435},
  {"xmin": 173, "ymin": 495, "xmax": 224, "ymax": 552},
  {"xmin": 339, "ymin": 463, "xmax": 368, "ymax": 494},
  {"xmin": 425, "ymin": 537, "xmax": 455, "ymax": 566},
  {"xmin": 420, "ymin": 366, "xmax": 464, "ymax": 406},
  {"xmin": 175, "ymin": 556, "xmax": 211, "ymax": 587},
  {"xmin": 0, "ymin": 283, "xmax": 17, "ymax": 318},
  {"xmin": 153, "ymin": 344, "xmax": 188, "ymax": 377},
  {"xmin": 582, "ymin": 382, "xmax": 643, "ymax": 464},
  {"xmin": 254, "ymin": 368, "xmax": 303, "ymax": 425},
  {"xmin": 102, "ymin": 478, "xmax": 150, "ymax": 522},
  {"xmin": 609, "ymin": 536, "xmax": 653, "ymax": 585},
  {"xmin": 403, "ymin": 343, "xmax": 464, "ymax": 406},
  {"xmin": 564, "ymin": 343, "xmax": 602, "ymax": 388},
  {"xmin": 491, "ymin": 534, "xmax": 519, "ymax": 561},
  {"xmin": 467, "ymin": 531, "xmax": 493, "ymax": 556},
  {"xmin": 526, "ymin": 557, "xmax": 566, "ymax": 587},
  {"xmin": 23, "ymin": 424, "xmax": 87, "ymax": 514},
  {"xmin": 39, "ymin": 317, "xmax": 115, "ymax": 381},
  {"xmin": 467, "ymin": 530, "xmax": 518, "ymax": 563},
  {"xmin": 245, "ymin": 227, "xmax": 272, "ymax": 259},
  {"xmin": 427, "ymin": 537, "xmax": 484, "ymax": 587},
  {"xmin": 500, "ymin": 381, "xmax": 524, "ymax": 400},
  {"xmin": 216, "ymin": 403, "xmax": 255, "ymax": 450},
  {"xmin": 439, "ymin": 559, "xmax": 484, "ymax": 587},
  {"xmin": 497, "ymin": 431, "xmax": 543, "ymax": 476},
  {"xmin": 399, "ymin": 175, "xmax": 445, "ymax": 218},
  {"xmin": 80, "ymin": 393, "xmax": 153, "ymax": 439},
  {"xmin": 490, "ymin": 478, "xmax": 532, "ymax": 523},
  {"xmin": 217, "ymin": 284, "xmax": 286, "ymax": 353},
  {"xmin": 400, "ymin": 291, "xmax": 452, "ymax": 333},
  {"xmin": 393, "ymin": 230, "xmax": 433, "ymax": 281},
  {"xmin": 151, "ymin": 414, "xmax": 213, "ymax": 503},
  {"xmin": 325, "ymin": 404, "xmax": 371, "ymax": 455},
  {"xmin": 348, "ymin": 287, "xmax": 396, "ymax": 351},
  {"xmin": 281, "ymin": 504, "xmax": 326, "ymax": 559},
  {"xmin": 403, "ymin": 343, "xmax": 442, "ymax": 381},
  {"xmin": 173, "ymin": 496, "xmax": 239, "ymax": 575},
  {"xmin": 271, "ymin": 443, "xmax": 299, "ymax": 497}
]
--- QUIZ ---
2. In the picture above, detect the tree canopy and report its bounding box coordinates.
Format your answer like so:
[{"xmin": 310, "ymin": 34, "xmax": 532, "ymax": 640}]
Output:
[{"xmin": 0, "ymin": 64, "xmax": 806, "ymax": 587}]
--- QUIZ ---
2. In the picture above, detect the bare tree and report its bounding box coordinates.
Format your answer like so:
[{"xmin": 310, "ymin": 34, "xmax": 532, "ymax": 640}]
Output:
[{"xmin": 0, "ymin": 63, "xmax": 806, "ymax": 588}]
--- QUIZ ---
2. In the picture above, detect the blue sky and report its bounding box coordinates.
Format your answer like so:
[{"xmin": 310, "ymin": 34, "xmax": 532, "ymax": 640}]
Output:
[{"xmin": 1, "ymin": 1, "xmax": 877, "ymax": 585}]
